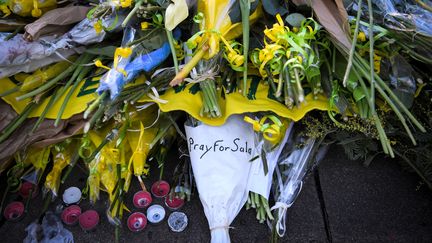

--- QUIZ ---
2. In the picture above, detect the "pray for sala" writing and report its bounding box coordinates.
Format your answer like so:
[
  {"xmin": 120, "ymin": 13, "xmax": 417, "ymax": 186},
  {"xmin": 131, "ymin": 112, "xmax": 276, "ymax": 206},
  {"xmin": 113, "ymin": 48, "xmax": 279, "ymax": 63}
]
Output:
[{"xmin": 188, "ymin": 137, "xmax": 252, "ymax": 159}]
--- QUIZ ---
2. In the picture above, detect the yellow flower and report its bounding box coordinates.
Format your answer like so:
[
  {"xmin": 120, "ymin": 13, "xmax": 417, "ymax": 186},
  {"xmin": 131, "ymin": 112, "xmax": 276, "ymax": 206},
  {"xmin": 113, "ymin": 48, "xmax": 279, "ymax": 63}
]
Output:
[
  {"xmin": 121, "ymin": 0, "xmax": 132, "ymax": 8},
  {"xmin": 94, "ymin": 20, "xmax": 103, "ymax": 34},
  {"xmin": 141, "ymin": 21, "xmax": 150, "ymax": 30},
  {"xmin": 227, "ymin": 51, "xmax": 244, "ymax": 67},
  {"xmin": 358, "ymin": 31, "xmax": 366, "ymax": 42},
  {"xmin": 374, "ymin": 53, "xmax": 381, "ymax": 74},
  {"xmin": 297, "ymin": 55, "xmax": 303, "ymax": 64},
  {"xmin": 94, "ymin": 60, "xmax": 111, "ymax": 71},
  {"xmin": 174, "ymin": 41, "xmax": 185, "ymax": 60},
  {"xmin": 264, "ymin": 14, "xmax": 288, "ymax": 43}
]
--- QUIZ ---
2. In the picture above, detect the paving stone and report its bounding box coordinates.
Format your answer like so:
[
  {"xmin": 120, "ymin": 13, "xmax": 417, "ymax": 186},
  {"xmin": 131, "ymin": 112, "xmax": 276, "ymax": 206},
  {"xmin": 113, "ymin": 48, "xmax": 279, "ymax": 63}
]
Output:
[{"xmin": 319, "ymin": 145, "xmax": 432, "ymax": 242}]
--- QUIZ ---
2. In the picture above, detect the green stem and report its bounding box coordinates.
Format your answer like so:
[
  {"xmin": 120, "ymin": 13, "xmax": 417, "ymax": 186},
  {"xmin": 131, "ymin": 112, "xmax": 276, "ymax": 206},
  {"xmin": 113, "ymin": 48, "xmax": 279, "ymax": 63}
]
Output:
[
  {"xmin": 355, "ymin": 54, "xmax": 426, "ymax": 132},
  {"xmin": 84, "ymin": 91, "xmax": 107, "ymax": 119},
  {"xmin": 240, "ymin": 0, "xmax": 250, "ymax": 97},
  {"xmin": 166, "ymin": 29, "xmax": 179, "ymax": 74},
  {"xmin": 32, "ymin": 89, "xmax": 59, "ymax": 133},
  {"xmin": 55, "ymin": 65, "xmax": 93, "ymax": 126},
  {"xmin": 367, "ymin": 0, "xmax": 375, "ymax": 110},
  {"xmin": 354, "ymin": 69, "xmax": 392, "ymax": 156},
  {"xmin": 84, "ymin": 101, "xmax": 106, "ymax": 134},
  {"xmin": 342, "ymin": 0, "xmax": 363, "ymax": 87},
  {"xmin": 394, "ymin": 150, "xmax": 432, "ymax": 190},
  {"xmin": 24, "ymin": 189, "xmax": 33, "ymax": 213},
  {"xmin": 170, "ymin": 45, "xmax": 209, "ymax": 86},
  {"xmin": 0, "ymin": 86, "xmax": 20, "ymax": 97},
  {"xmin": 127, "ymin": 28, "xmax": 159, "ymax": 47},
  {"xmin": 0, "ymin": 103, "xmax": 36, "ymax": 143},
  {"xmin": 38, "ymin": 193, "xmax": 52, "ymax": 222},
  {"xmin": 16, "ymin": 66, "xmax": 76, "ymax": 101},
  {"xmin": 61, "ymin": 151, "xmax": 80, "ymax": 184},
  {"xmin": 293, "ymin": 68, "xmax": 304, "ymax": 103},
  {"xmin": 0, "ymin": 185, "xmax": 10, "ymax": 214},
  {"xmin": 121, "ymin": 0, "xmax": 143, "ymax": 28},
  {"xmin": 4, "ymin": 26, "xmax": 23, "ymax": 41}
]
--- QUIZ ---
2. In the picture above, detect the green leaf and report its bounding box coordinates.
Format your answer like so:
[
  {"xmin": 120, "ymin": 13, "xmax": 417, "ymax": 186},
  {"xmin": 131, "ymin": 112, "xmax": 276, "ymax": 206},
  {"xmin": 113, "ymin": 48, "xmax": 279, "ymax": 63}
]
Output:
[
  {"xmin": 353, "ymin": 87, "xmax": 366, "ymax": 102},
  {"xmin": 261, "ymin": 149, "xmax": 269, "ymax": 176},
  {"xmin": 305, "ymin": 65, "xmax": 320, "ymax": 81},
  {"xmin": 85, "ymin": 46, "xmax": 116, "ymax": 57}
]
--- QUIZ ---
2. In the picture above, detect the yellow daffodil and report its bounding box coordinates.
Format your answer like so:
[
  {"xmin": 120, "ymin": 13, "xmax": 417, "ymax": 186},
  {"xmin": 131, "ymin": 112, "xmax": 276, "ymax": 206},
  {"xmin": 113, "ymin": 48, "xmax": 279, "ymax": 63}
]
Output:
[
  {"xmin": 358, "ymin": 31, "xmax": 367, "ymax": 42},
  {"xmin": 264, "ymin": 14, "xmax": 289, "ymax": 45},
  {"xmin": 120, "ymin": 0, "xmax": 132, "ymax": 8},
  {"xmin": 94, "ymin": 20, "xmax": 103, "ymax": 34},
  {"xmin": 374, "ymin": 53, "xmax": 382, "ymax": 74},
  {"xmin": 174, "ymin": 40, "xmax": 185, "ymax": 60},
  {"xmin": 140, "ymin": 21, "xmax": 150, "ymax": 30},
  {"xmin": 227, "ymin": 51, "xmax": 244, "ymax": 67}
]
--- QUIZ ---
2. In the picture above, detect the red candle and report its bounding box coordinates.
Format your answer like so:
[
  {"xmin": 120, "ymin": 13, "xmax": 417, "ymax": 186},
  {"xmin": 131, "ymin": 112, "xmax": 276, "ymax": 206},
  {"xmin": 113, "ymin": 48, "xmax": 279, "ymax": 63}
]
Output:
[
  {"xmin": 61, "ymin": 205, "xmax": 82, "ymax": 225},
  {"xmin": 165, "ymin": 194, "xmax": 185, "ymax": 210},
  {"xmin": 127, "ymin": 212, "xmax": 147, "ymax": 232},
  {"xmin": 19, "ymin": 182, "xmax": 38, "ymax": 199},
  {"xmin": 132, "ymin": 191, "xmax": 152, "ymax": 208},
  {"xmin": 3, "ymin": 201, "xmax": 25, "ymax": 221},
  {"xmin": 150, "ymin": 180, "xmax": 170, "ymax": 198},
  {"xmin": 79, "ymin": 210, "xmax": 99, "ymax": 231}
]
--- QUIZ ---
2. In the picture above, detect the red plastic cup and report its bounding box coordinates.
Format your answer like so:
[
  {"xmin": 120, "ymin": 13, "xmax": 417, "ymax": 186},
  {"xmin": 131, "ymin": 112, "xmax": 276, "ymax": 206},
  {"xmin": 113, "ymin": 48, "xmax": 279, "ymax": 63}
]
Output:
[
  {"xmin": 150, "ymin": 180, "xmax": 170, "ymax": 198},
  {"xmin": 79, "ymin": 210, "xmax": 99, "ymax": 231},
  {"xmin": 3, "ymin": 201, "xmax": 25, "ymax": 221},
  {"xmin": 61, "ymin": 205, "xmax": 82, "ymax": 225},
  {"xmin": 164, "ymin": 194, "xmax": 185, "ymax": 210},
  {"xmin": 127, "ymin": 212, "xmax": 147, "ymax": 232},
  {"xmin": 132, "ymin": 191, "xmax": 152, "ymax": 208},
  {"xmin": 19, "ymin": 182, "xmax": 38, "ymax": 199}
]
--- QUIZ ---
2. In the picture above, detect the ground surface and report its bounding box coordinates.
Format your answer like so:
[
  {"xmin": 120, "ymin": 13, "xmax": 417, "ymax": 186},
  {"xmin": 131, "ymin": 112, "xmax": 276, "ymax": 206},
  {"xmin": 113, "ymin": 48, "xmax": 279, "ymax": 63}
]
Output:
[{"xmin": 0, "ymin": 145, "xmax": 431, "ymax": 243}]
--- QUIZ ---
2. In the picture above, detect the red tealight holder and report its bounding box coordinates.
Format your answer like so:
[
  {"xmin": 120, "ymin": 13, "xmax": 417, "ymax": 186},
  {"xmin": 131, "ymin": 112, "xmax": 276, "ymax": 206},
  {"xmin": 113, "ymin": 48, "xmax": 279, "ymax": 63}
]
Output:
[
  {"xmin": 150, "ymin": 180, "xmax": 170, "ymax": 198},
  {"xmin": 61, "ymin": 205, "xmax": 82, "ymax": 225},
  {"xmin": 19, "ymin": 182, "xmax": 38, "ymax": 199},
  {"xmin": 3, "ymin": 201, "xmax": 25, "ymax": 221},
  {"xmin": 164, "ymin": 194, "xmax": 185, "ymax": 210},
  {"xmin": 79, "ymin": 210, "xmax": 99, "ymax": 231},
  {"xmin": 127, "ymin": 212, "xmax": 147, "ymax": 232},
  {"xmin": 132, "ymin": 191, "xmax": 152, "ymax": 208}
]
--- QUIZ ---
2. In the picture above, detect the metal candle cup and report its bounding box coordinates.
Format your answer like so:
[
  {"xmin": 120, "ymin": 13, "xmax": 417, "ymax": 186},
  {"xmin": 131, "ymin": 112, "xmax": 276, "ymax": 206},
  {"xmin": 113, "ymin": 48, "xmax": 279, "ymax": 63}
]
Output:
[
  {"xmin": 62, "ymin": 187, "xmax": 82, "ymax": 205},
  {"xmin": 146, "ymin": 204, "xmax": 166, "ymax": 224}
]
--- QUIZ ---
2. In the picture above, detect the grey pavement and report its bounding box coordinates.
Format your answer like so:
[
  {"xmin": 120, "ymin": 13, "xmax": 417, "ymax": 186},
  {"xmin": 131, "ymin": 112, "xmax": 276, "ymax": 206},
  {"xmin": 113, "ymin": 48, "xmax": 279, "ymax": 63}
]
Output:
[{"xmin": 0, "ymin": 145, "xmax": 431, "ymax": 242}]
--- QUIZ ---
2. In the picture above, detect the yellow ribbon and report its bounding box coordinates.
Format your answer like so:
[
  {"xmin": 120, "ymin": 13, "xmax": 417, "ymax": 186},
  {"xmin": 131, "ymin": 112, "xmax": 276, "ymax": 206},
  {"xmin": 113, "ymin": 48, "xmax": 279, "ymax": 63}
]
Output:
[
  {"xmin": 129, "ymin": 122, "xmax": 150, "ymax": 176},
  {"xmin": 45, "ymin": 151, "xmax": 71, "ymax": 196},
  {"xmin": 244, "ymin": 115, "xmax": 284, "ymax": 143}
]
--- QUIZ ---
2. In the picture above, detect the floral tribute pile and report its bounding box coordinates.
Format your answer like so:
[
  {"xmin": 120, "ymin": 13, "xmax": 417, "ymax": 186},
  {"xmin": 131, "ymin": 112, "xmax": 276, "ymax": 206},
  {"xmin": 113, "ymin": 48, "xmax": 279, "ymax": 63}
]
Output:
[{"xmin": 0, "ymin": 0, "xmax": 431, "ymax": 242}]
